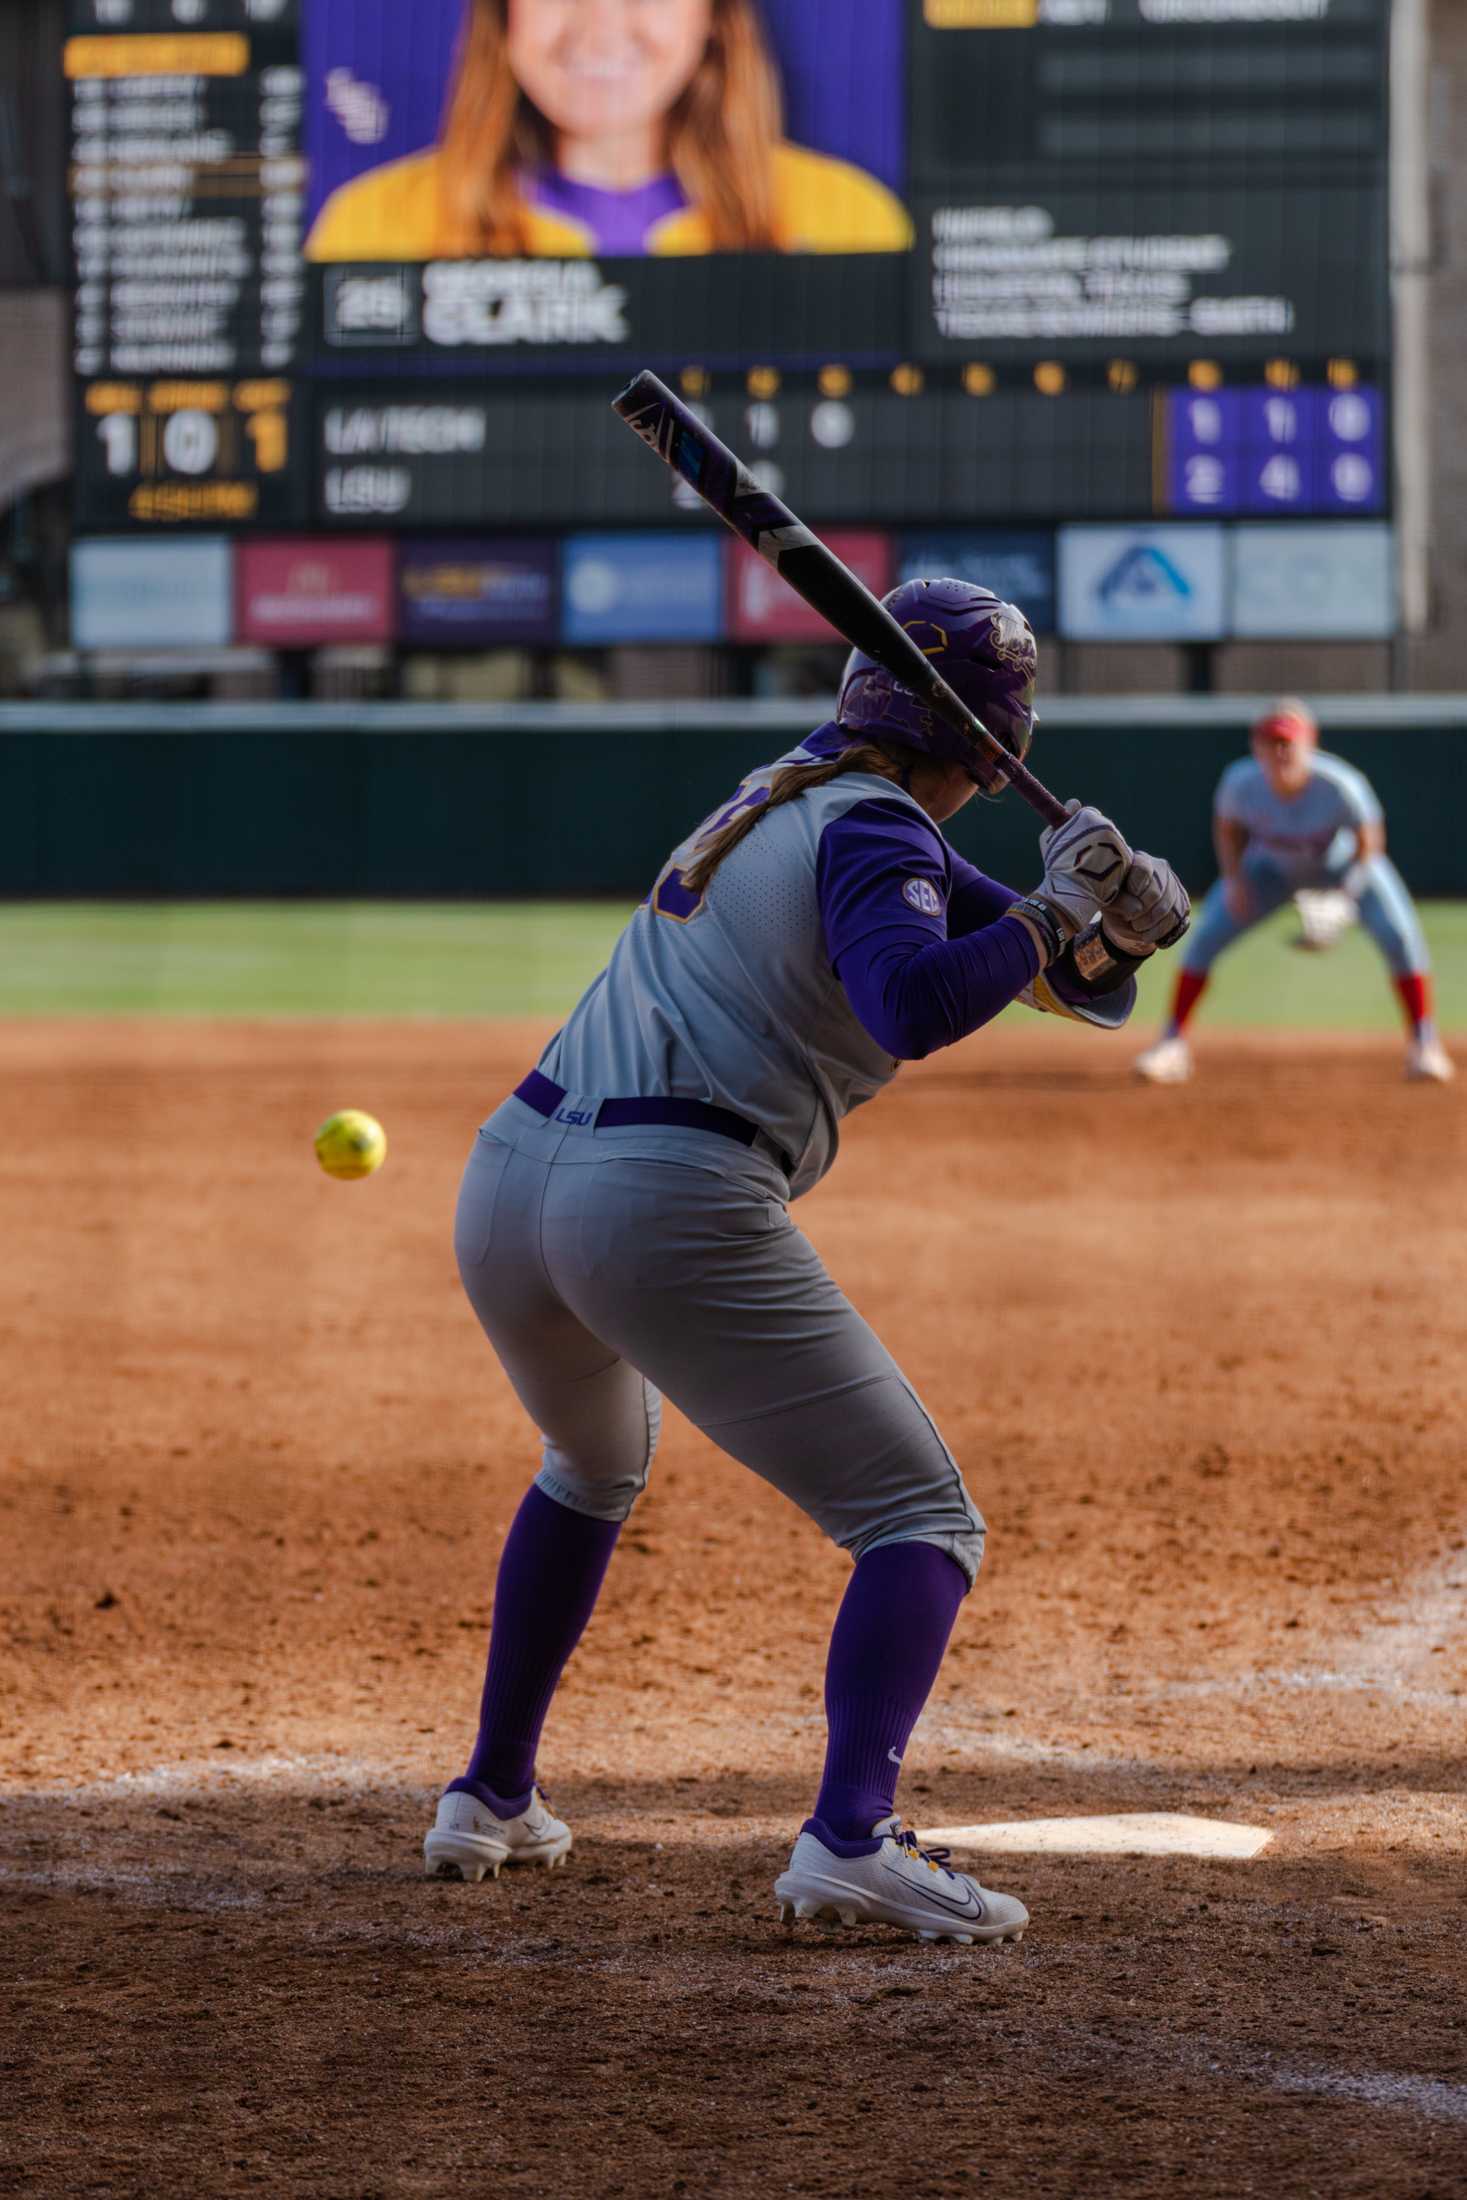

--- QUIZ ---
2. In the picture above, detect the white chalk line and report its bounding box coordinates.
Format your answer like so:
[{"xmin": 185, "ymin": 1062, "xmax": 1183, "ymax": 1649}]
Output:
[
  {"xmin": 1153, "ymin": 1670, "xmax": 1463, "ymax": 1707},
  {"xmin": 4, "ymin": 1751, "xmax": 420, "ymax": 1803},
  {"xmin": 1170, "ymin": 2039, "xmax": 1467, "ymax": 2129},
  {"xmin": 1332, "ymin": 1553, "xmax": 1467, "ymax": 1685},
  {"xmin": 0, "ymin": 1859, "xmax": 264, "ymax": 1910},
  {"xmin": 1264, "ymin": 2064, "xmax": 1467, "ymax": 2124}
]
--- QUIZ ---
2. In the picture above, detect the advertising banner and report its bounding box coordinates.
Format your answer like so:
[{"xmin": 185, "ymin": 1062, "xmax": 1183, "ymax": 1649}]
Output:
[
  {"xmin": 562, "ymin": 534, "xmax": 723, "ymax": 647},
  {"xmin": 898, "ymin": 532, "xmax": 1055, "ymax": 634},
  {"xmin": 71, "ymin": 536, "xmax": 233, "ymax": 651},
  {"xmin": 237, "ymin": 537, "xmax": 395, "ymax": 647},
  {"xmin": 1058, "ymin": 526, "xmax": 1227, "ymax": 644},
  {"xmin": 1230, "ymin": 524, "xmax": 1396, "ymax": 641},
  {"xmin": 399, "ymin": 539, "xmax": 556, "ymax": 647},
  {"xmin": 728, "ymin": 531, "xmax": 892, "ymax": 645}
]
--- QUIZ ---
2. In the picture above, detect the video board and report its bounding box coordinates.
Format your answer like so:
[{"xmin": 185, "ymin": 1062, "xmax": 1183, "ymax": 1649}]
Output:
[{"xmin": 70, "ymin": 0, "xmax": 1392, "ymax": 536}]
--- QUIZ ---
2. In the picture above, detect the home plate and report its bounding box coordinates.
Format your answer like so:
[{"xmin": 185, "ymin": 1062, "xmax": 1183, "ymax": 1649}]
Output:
[{"xmin": 916, "ymin": 1813, "xmax": 1272, "ymax": 1860}]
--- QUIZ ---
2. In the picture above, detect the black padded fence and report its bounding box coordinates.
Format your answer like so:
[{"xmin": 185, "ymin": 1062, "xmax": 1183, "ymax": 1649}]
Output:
[{"xmin": 1, "ymin": 700, "xmax": 1462, "ymax": 900}]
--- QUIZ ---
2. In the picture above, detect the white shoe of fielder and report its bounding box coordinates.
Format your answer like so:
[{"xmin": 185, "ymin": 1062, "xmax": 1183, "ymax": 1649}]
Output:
[
  {"xmin": 1134, "ymin": 1033, "xmax": 1194, "ymax": 1085},
  {"xmin": 774, "ymin": 1816, "xmax": 1028, "ymax": 1946},
  {"xmin": 423, "ymin": 1781, "xmax": 572, "ymax": 1882},
  {"xmin": 1406, "ymin": 1036, "xmax": 1456, "ymax": 1084}
]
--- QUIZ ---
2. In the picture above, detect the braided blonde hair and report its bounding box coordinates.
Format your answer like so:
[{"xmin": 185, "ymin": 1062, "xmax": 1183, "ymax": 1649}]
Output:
[{"xmin": 681, "ymin": 741, "xmax": 922, "ymax": 895}]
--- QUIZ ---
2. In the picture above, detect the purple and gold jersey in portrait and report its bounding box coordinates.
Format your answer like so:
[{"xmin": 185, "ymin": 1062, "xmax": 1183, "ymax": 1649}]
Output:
[
  {"xmin": 1215, "ymin": 750, "xmax": 1381, "ymax": 884},
  {"xmin": 520, "ymin": 169, "xmax": 688, "ymax": 256}
]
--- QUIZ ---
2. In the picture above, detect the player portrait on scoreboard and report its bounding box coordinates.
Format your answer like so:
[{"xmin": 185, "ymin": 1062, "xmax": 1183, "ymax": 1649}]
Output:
[{"xmin": 304, "ymin": 0, "xmax": 911, "ymax": 261}]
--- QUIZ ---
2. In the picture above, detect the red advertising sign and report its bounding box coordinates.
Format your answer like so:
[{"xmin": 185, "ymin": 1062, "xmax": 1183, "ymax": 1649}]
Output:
[
  {"xmin": 727, "ymin": 531, "xmax": 893, "ymax": 645},
  {"xmin": 237, "ymin": 538, "xmax": 395, "ymax": 647}
]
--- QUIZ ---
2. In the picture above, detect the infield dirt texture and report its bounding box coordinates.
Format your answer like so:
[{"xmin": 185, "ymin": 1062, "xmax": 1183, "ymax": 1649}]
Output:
[{"xmin": 4, "ymin": 1014, "xmax": 1466, "ymax": 2198}]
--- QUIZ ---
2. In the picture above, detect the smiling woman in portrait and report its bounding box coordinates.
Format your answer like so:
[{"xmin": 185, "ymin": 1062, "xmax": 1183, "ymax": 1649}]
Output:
[{"xmin": 305, "ymin": 0, "xmax": 912, "ymax": 260}]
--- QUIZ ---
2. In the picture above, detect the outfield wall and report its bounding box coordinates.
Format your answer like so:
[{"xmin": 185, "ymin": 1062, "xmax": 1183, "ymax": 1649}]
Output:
[{"xmin": 1, "ymin": 699, "xmax": 1463, "ymax": 899}]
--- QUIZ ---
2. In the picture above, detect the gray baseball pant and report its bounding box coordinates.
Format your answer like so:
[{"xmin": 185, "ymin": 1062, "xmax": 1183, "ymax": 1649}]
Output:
[{"xmin": 453, "ymin": 1095, "xmax": 986, "ymax": 1586}]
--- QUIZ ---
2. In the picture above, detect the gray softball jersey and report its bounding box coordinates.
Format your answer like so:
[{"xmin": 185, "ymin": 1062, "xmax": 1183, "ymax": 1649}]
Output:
[{"xmin": 540, "ymin": 749, "xmax": 923, "ymax": 1201}]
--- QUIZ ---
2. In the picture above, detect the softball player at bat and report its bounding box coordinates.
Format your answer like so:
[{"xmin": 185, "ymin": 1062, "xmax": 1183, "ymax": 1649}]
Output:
[
  {"xmin": 425, "ymin": 580, "xmax": 1190, "ymax": 1943},
  {"xmin": 1135, "ymin": 700, "xmax": 1453, "ymax": 1086}
]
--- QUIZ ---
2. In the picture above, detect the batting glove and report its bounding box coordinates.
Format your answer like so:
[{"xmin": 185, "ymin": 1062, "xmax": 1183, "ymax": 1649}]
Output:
[
  {"xmin": 1101, "ymin": 852, "xmax": 1191, "ymax": 955},
  {"xmin": 1035, "ymin": 800, "xmax": 1134, "ymax": 935}
]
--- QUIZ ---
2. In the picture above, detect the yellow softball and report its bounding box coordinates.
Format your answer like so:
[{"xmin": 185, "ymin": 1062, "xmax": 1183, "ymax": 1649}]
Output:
[{"xmin": 314, "ymin": 1108, "xmax": 387, "ymax": 1181}]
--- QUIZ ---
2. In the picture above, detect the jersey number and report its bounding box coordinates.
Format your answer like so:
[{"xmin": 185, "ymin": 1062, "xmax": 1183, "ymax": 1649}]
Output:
[{"xmin": 650, "ymin": 779, "xmax": 769, "ymax": 923}]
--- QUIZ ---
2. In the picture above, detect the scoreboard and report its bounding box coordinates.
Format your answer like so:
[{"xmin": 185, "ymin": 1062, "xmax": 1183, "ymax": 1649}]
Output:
[
  {"xmin": 69, "ymin": 0, "xmax": 1393, "ymax": 537},
  {"xmin": 67, "ymin": 0, "xmax": 306, "ymax": 525}
]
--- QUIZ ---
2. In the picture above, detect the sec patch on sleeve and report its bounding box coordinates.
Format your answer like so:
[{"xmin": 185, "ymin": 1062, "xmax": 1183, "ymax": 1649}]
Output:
[{"xmin": 902, "ymin": 877, "xmax": 945, "ymax": 919}]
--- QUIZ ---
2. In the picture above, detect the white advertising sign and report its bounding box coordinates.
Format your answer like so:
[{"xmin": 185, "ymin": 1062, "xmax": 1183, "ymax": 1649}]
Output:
[
  {"xmin": 1058, "ymin": 526, "xmax": 1227, "ymax": 642},
  {"xmin": 72, "ymin": 538, "xmax": 233, "ymax": 652},
  {"xmin": 1230, "ymin": 524, "xmax": 1396, "ymax": 639}
]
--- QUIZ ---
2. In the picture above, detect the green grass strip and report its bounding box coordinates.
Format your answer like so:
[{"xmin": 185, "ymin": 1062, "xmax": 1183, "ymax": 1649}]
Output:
[{"xmin": 0, "ymin": 899, "xmax": 1462, "ymax": 1028}]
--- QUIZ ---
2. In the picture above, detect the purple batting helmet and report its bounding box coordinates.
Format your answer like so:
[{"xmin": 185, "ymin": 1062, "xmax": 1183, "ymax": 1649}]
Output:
[{"xmin": 836, "ymin": 578, "xmax": 1039, "ymax": 796}]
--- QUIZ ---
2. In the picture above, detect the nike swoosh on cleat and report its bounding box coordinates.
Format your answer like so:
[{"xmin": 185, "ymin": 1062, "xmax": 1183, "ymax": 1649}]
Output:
[{"xmin": 878, "ymin": 1863, "xmax": 983, "ymax": 1920}]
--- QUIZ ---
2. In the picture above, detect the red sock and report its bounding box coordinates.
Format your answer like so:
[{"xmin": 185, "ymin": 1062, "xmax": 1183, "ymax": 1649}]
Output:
[
  {"xmin": 1394, "ymin": 972, "xmax": 1431, "ymax": 1037},
  {"xmin": 1170, "ymin": 969, "xmax": 1209, "ymax": 1034}
]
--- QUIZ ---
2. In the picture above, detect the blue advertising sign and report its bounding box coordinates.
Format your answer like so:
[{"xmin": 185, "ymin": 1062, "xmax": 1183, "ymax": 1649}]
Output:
[
  {"xmin": 562, "ymin": 533, "xmax": 724, "ymax": 647},
  {"xmin": 897, "ymin": 532, "xmax": 1056, "ymax": 634},
  {"xmin": 399, "ymin": 539, "xmax": 556, "ymax": 647},
  {"xmin": 1058, "ymin": 526, "xmax": 1227, "ymax": 643}
]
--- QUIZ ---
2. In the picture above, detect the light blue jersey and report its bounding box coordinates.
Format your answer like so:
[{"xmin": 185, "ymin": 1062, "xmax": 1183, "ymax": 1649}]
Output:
[
  {"xmin": 1184, "ymin": 746, "xmax": 1427, "ymax": 983},
  {"xmin": 1214, "ymin": 750, "xmax": 1380, "ymax": 886}
]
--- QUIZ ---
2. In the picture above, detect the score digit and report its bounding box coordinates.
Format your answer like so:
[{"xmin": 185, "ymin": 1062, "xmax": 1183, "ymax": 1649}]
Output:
[
  {"xmin": 97, "ymin": 410, "xmax": 138, "ymax": 477},
  {"xmin": 245, "ymin": 407, "xmax": 288, "ymax": 473},
  {"xmin": 162, "ymin": 408, "xmax": 221, "ymax": 477}
]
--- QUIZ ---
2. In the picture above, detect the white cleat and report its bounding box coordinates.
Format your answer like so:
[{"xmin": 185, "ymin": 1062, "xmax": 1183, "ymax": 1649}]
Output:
[
  {"xmin": 773, "ymin": 1817, "xmax": 1028, "ymax": 1947},
  {"xmin": 1406, "ymin": 1037, "xmax": 1456, "ymax": 1084},
  {"xmin": 423, "ymin": 1784, "xmax": 572, "ymax": 1882},
  {"xmin": 1133, "ymin": 1033, "xmax": 1194, "ymax": 1086}
]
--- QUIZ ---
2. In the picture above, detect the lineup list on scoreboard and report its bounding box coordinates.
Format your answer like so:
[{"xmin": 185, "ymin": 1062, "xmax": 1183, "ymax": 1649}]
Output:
[
  {"xmin": 67, "ymin": 0, "xmax": 306, "ymax": 526},
  {"xmin": 68, "ymin": 26, "xmax": 304, "ymax": 379}
]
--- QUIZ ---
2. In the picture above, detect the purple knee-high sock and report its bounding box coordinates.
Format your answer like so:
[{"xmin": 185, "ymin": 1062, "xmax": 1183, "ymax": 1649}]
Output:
[
  {"xmin": 452, "ymin": 1484, "xmax": 620, "ymax": 1812},
  {"xmin": 811, "ymin": 1541, "xmax": 968, "ymax": 1844}
]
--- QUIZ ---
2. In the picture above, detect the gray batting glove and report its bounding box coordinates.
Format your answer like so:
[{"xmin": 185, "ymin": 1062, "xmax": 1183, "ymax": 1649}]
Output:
[
  {"xmin": 1102, "ymin": 853, "xmax": 1191, "ymax": 955},
  {"xmin": 1036, "ymin": 799, "xmax": 1133, "ymax": 934}
]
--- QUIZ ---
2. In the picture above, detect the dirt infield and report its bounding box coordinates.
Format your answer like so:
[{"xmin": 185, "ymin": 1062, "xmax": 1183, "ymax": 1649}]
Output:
[{"xmin": 4, "ymin": 1019, "xmax": 1466, "ymax": 2199}]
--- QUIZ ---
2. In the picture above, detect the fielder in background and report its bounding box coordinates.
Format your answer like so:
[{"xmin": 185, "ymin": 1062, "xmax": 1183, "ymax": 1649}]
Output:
[
  {"xmin": 1135, "ymin": 700, "xmax": 1454, "ymax": 1087},
  {"xmin": 425, "ymin": 580, "xmax": 1189, "ymax": 1946}
]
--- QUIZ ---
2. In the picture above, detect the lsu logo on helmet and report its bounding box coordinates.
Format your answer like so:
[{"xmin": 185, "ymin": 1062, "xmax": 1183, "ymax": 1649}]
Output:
[{"xmin": 989, "ymin": 605, "xmax": 1036, "ymax": 674}]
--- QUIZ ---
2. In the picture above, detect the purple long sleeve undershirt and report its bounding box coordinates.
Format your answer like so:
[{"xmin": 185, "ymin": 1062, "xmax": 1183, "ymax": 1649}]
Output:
[{"xmin": 817, "ymin": 798, "xmax": 1040, "ymax": 1061}]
